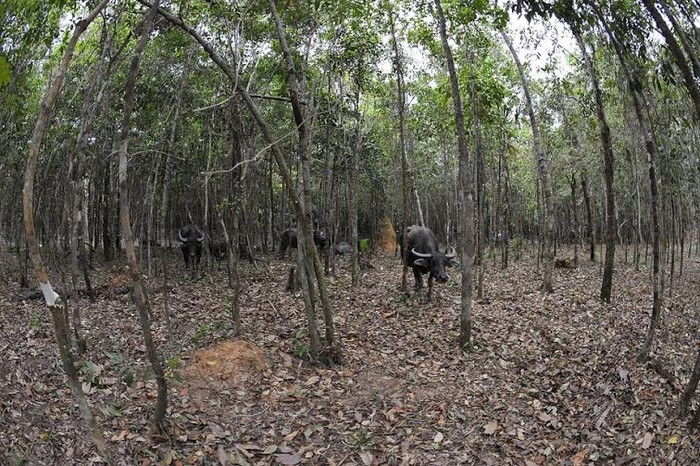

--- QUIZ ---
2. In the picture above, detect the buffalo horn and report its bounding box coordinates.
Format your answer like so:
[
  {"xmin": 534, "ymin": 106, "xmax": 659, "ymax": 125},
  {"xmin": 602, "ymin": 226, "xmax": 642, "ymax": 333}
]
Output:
[
  {"xmin": 445, "ymin": 246, "xmax": 456, "ymax": 259},
  {"xmin": 197, "ymin": 229, "xmax": 204, "ymax": 242},
  {"xmin": 178, "ymin": 229, "xmax": 187, "ymax": 242},
  {"xmin": 411, "ymin": 248, "xmax": 433, "ymax": 258}
]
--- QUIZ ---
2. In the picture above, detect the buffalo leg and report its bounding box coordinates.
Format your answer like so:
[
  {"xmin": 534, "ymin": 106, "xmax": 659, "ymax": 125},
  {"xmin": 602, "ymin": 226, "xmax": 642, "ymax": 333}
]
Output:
[
  {"xmin": 413, "ymin": 269, "xmax": 424, "ymax": 294},
  {"xmin": 401, "ymin": 264, "xmax": 409, "ymax": 291},
  {"xmin": 427, "ymin": 275, "xmax": 434, "ymax": 300}
]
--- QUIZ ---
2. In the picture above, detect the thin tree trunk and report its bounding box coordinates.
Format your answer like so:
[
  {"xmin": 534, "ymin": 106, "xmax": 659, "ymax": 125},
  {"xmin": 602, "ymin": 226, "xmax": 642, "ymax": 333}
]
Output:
[
  {"xmin": 593, "ymin": 7, "xmax": 663, "ymax": 363},
  {"xmin": 581, "ymin": 174, "xmax": 595, "ymax": 261},
  {"xmin": 413, "ymin": 187, "xmax": 425, "ymax": 227},
  {"xmin": 389, "ymin": 12, "xmax": 412, "ymax": 288},
  {"xmin": 102, "ymin": 161, "xmax": 114, "ymax": 261},
  {"xmin": 569, "ymin": 173, "xmax": 579, "ymax": 267},
  {"xmin": 468, "ymin": 55, "xmax": 486, "ymax": 299},
  {"xmin": 117, "ymin": 0, "xmax": 168, "ymax": 431},
  {"xmin": 267, "ymin": 0, "xmax": 338, "ymax": 361},
  {"xmin": 349, "ymin": 85, "xmax": 362, "ymax": 288},
  {"xmin": 22, "ymin": 1, "xmax": 113, "ymax": 462},
  {"xmin": 159, "ymin": 49, "xmax": 192, "ymax": 249},
  {"xmin": 572, "ymin": 30, "xmax": 617, "ymax": 303},
  {"xmin": 629, "ymin": 148, "xmax": 642, "ymax": 271},
  {"xmin": 435, "ymin": 0, "xmax": 475, "ymax": 347},
  {"xmin": 219, "ymin": 214, "xmax": 240, "ymax": 334},
  {"xmin": 501, "ymin": 126, "xmax": 511, "ymax": 269},
  {"xmin": 223, "ymin": 95, "xmax": 243, "ymax": 334},
  {"xmin": 501, "ymin": 31, "xmax": 555, "ymax": 292}
]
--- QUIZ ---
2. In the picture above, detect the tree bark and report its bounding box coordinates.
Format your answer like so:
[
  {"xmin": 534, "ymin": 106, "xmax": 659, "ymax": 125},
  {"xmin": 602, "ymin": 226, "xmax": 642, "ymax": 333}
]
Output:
[
  {"xmin": 468, "ymin": 52, "xmax": 486, "ymax": 299},
  {"xmin": 572, "ymin": 31, "xmax": 617, "ymax": 303},
  {"xmin": 268, "ymin": 0, "xmax": 339, "ymax": 362},
  {"xmin": 21, "ymin": 1, "xmax": 113, "ymax": 462},
  {"xmin": 501, "ymin": 31, "xmax": 555, "ymax": 292},
  {"xmin": 434, "ymin": 0, "xmax": 475, "ymax": 347},
  {"xmin": 117, "ymin": 0, "xmax": 168, "ymax": 431},
  {"xmin": 350, "ymin": 84, "xmax": 362, "ymax": 288},
  {"xmin": 389, "ymin": 11, "xmax": 412, "ymax": 291},
  {"xmin": 592, "ymin": 4, "xmax": 663, "ymax": 363},
  {"xmin": 159, "ymin": 52, "xmax": 191, "ymax": 248}
]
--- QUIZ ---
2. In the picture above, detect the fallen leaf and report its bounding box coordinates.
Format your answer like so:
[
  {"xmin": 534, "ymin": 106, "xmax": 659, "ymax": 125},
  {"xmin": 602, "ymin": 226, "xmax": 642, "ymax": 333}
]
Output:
[
  {"xmin": 217, "ymin": 446, "xmax": 229, "ymax": 466},
  {"xmin": 275, "ymin": 453, "xmax": 301, "ymax": 465},
  {"xmin": 262, "ymin": 445, "xmax": 278, "ymax": 454},
  {"xmin": 305, "ymin": 375, "xmax": 320, "ymax": 385},
  {"xmin": 667, "ymin": 435, "xmax": 679, "ymax": 445},
  {"xmin": 572, "ymin": 450, "xmax": 587, "ymax": 466},
  {"xmin": 433, "ymin": 431, "xmax": 444, "ymax": 443},
  {"xmin": 642, "ymin": 432, "xmax": 654, "ymax": 449},
  {"xmin": 483, "ymin": 420, "xmax": 498, "ymax": 435},
  {"xmin": 359, "ymin": 451, "xmax": 374, "ymax": 465}
]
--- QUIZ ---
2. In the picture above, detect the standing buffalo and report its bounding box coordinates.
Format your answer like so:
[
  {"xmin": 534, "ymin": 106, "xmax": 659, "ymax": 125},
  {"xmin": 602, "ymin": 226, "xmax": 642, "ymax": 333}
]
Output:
[
  {"xmin": 178, "ymin": 225, "xmax": 204, "ymax": 272},
  {"xmin": 334, "ymin": 241, "xmax": 353, "ymax": 256},
  {"xmin": 401, "ymin": 225, "xmax": 457, "ymax": 299},
  {"xmin": 280, "ymin": 228, "xmax": 328, "ymax": 259}
]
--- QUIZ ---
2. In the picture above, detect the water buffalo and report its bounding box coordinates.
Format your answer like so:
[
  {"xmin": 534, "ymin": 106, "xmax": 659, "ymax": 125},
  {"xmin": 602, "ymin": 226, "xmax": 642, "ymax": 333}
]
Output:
[
  {"xmin": 401, "ymin": 225, "xmax": 457, "ymax": 299},
  {"xmin": 178, "ymin": 225, "xmax": 204, "ymax": 272},
  {"xmin": 334, "ymin": 241, "xmax": 353, "ymax": 256},
  {"xmin": 280, "ymin": 228, "xmax": 328, "ymax": 259}
]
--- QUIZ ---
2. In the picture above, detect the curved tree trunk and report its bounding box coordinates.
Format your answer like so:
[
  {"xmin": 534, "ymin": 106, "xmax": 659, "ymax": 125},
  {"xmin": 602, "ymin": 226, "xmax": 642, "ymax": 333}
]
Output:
[
  {"xmin": 349, "ymin": 75, "xmax": 363, "ymax": 288},
  {"xmin": 435, "ymin": 0, "xmax": 475, "ymax": 347},
  {"xmin": 268, "ymin": 0, "xmax": 339, "ymax": 362},
  {"xmin": 145, "ymin": 0, "xmax": 339, "ymax": 362},
  {"xmin": 602, "ymin": 3, "xmax": 660, "ymax": 364},
  {"xmin": 117, "ymin": 0, "xmax": 168, "ymax": 431},
  {"xmin": 468, "ymin": 55, "xmax": 486, "ymax": 299},
  {"xmin": 572, "ymin": 30, "xmax": 617, "ymax": 303},
  {"xmin": 22, "ymin": 1, "xmax": 113, "ymax": 462},
  {"xmin": 501, "ymin": 31, "xmax": 555, "ymax": 292},
  {"xmin": 389, "ymin": 11, "xmax": 412, "ymax": 291}
]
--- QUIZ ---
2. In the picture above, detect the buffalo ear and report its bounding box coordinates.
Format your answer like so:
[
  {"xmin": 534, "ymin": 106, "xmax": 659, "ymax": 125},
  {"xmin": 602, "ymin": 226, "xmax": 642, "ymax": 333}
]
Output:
[
  {"xmin": 448, "ymin": 259, "xmax": 460, "ymax": 268},
  {"xmin": 413, "ymin": 258, "xmax": 428, "ymax": 268}
]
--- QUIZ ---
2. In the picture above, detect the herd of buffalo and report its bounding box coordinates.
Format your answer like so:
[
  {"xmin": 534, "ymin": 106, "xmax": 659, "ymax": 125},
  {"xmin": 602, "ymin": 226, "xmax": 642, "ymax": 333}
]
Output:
[{"xmin": 176, "ymin": 224, "xmax": 458, "ymax": 298}]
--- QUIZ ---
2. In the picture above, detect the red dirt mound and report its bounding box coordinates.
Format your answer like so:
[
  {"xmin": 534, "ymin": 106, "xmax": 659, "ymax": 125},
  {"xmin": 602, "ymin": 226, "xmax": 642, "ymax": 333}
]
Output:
[{"xmin": 182, "ymin": 339, "xmax": 268, "ymax": 382}]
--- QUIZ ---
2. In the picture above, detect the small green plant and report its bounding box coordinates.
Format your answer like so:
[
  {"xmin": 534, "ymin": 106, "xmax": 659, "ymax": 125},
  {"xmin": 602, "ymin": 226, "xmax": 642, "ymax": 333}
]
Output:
[
  {"xmin": 292, "ymin": 330, "xmax": 309, "ymax": 358},
  {"xmin": 461, "ymin": 340, "xmax": 475, "ymax": 352},
  {"xmin": 510, "ymin": 236, "xmax": 524, "ymax": 250},
  {"xmin": 510, "ymin": 236, "xmax": 525, "ymax": 260},
  {"xmin": 212, "ymin": 320, "xmax": 225, "ymax": 331},
  {"xmin": 359, "ymin": 238, "xmax": 369, "ymax": 252},
  {"xmin": 104, "ymin": 351, "xmax": 135, "ymax": 386},
  {"xmin": 192, "ymin": 323, "xmax": 211, "ymax": 342},
  {"xmin": 165, "ymin": 356, "xmax": 182, "ymax": 381},
  {"xmin": 78, "ymin": 360, "xmax": 104, "ymax": 388},
  {"xmin": 355, "ymin": 429, "xmax": 375, "ymax": 448},
  {"xmin": 30, "ymin": 315, "xmax": 42, "ymax": 329}
]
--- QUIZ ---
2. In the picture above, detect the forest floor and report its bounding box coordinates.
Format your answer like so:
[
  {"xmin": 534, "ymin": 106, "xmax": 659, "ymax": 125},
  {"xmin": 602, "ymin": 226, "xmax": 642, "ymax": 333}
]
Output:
[{"xmin": 1, "ymin": 246, "xmax": 700, "ymax": 465}]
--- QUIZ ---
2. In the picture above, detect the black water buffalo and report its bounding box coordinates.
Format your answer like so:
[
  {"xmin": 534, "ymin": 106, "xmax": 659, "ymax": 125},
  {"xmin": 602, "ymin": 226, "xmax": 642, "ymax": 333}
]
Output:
[
  {"xmin": 401, "ymin": 225, "xmax": 457, "ymax": 299},
  {"xmin": 334, "ymin": 241, "xmax": 353, "ymax": 256},
  {"xmin": 178, "ymin": 225, "xmax": 204, "ymax": 271},
  {"xmin": 280, "ymin": 228, "xmax": 328, "ymax": 259}
]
